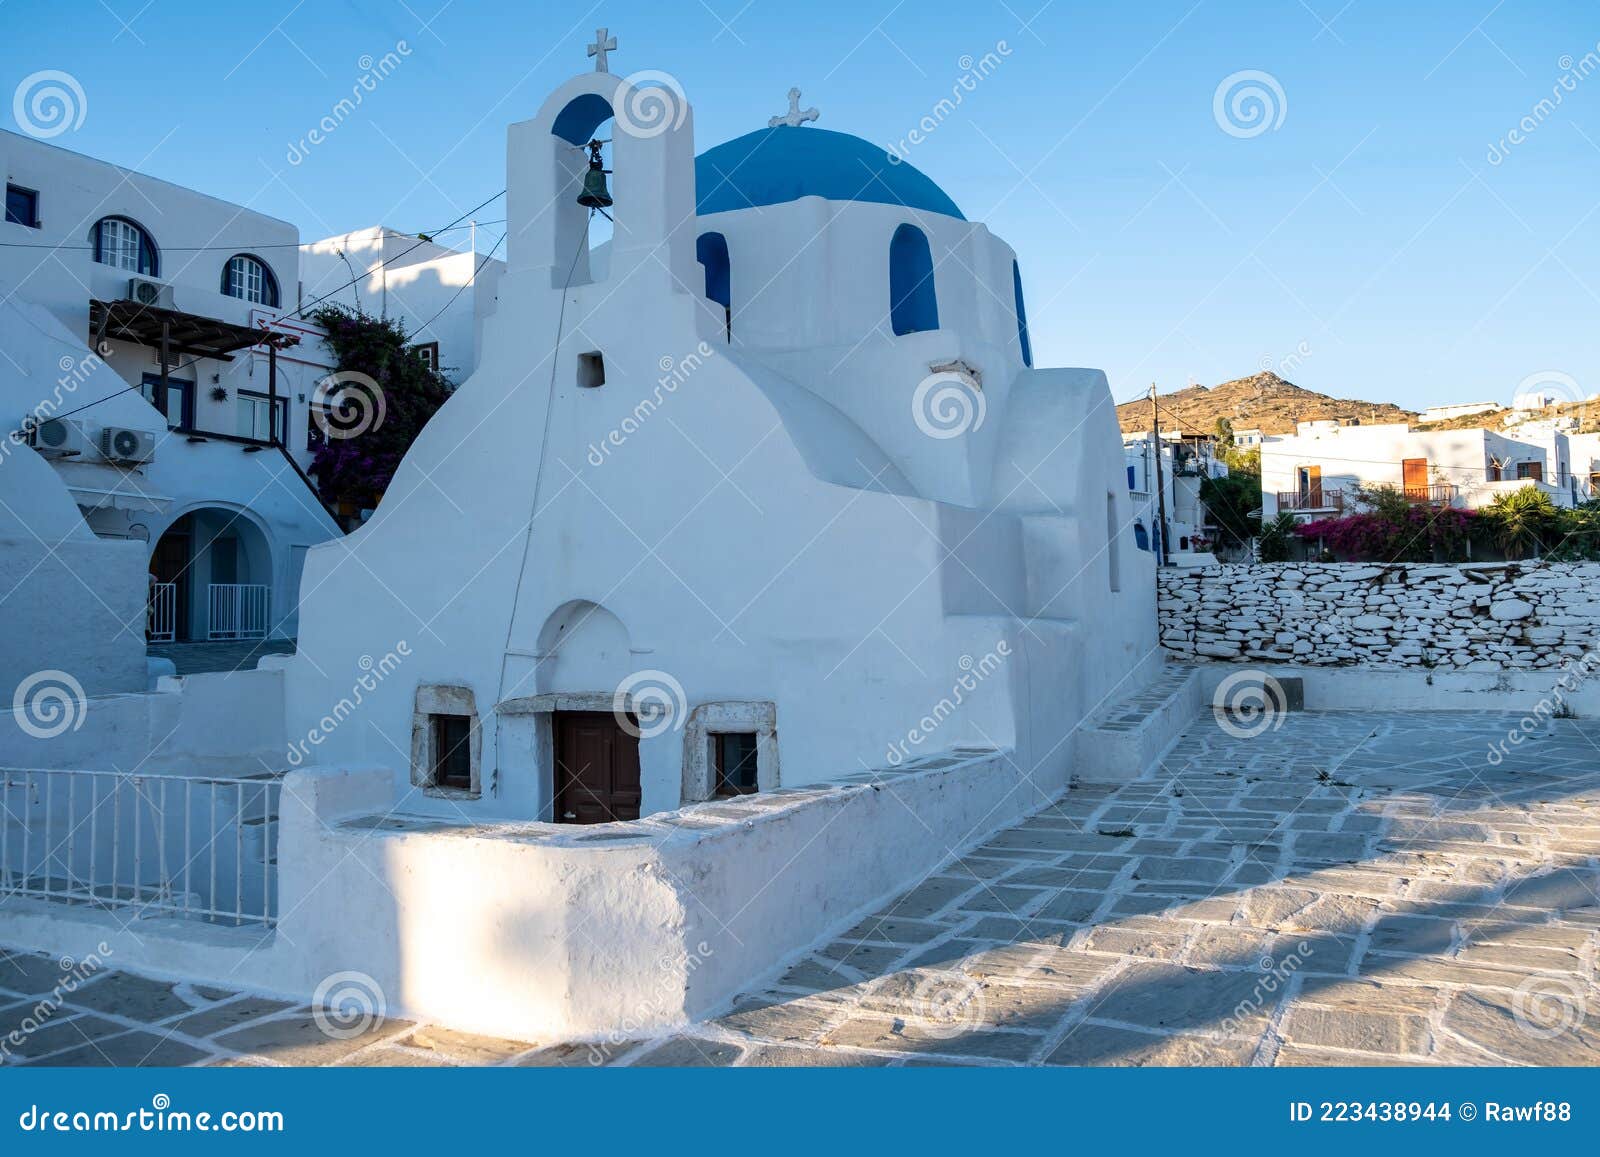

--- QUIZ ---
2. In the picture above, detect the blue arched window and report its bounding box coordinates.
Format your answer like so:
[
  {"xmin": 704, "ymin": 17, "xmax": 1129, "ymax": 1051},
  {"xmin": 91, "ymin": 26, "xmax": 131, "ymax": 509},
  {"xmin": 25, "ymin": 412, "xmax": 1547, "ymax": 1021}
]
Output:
[
  {"xmin": 1012, "ymin": 260, "xmax": 1032, "ymax": 367},
  {"xmin": 221, "ymin": 254, "xmax": 280, "ymax": 307},
  {"xmin": 91, "ymin": 216, "xmax": 158, "ymax": 276},
  {"xmin": 696, "ymin": 232, "xmax": 731, "ymax": 339},
  {"xmin": 889, "ymin": 223, "xmax": 938, "ymax": 336}
]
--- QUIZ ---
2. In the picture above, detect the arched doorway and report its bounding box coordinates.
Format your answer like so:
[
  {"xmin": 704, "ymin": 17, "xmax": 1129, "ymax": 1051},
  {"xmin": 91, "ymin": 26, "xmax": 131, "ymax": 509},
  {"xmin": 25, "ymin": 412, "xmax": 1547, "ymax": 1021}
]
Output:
[{"xmin": 148, "ymin": 507, "xmax": 273, "ymax": 641}]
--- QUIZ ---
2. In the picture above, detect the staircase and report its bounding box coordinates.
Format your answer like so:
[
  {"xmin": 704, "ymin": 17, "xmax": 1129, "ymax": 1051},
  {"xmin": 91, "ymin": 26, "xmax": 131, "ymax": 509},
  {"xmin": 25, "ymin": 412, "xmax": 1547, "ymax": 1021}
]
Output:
[{"xmin": 1070, "ymin": 663, "xmax": 1203, "ymax": 781}]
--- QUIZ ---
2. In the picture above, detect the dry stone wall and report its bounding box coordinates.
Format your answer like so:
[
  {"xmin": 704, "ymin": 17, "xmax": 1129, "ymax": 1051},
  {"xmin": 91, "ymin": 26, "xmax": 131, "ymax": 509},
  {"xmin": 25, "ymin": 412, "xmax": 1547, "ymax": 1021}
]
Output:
[{"xmin": 1158, "ymin": 563, "xmax": 1600, "ymax": 670}]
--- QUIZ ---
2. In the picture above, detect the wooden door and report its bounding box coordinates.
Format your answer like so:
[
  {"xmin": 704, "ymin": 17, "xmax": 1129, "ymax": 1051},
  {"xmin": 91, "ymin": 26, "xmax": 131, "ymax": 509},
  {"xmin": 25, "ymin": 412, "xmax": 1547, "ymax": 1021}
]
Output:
[
  {"xmin": 553, "ymin": 712, "xmax": 641, "ymax": 824},
  {"xmin": 1299, "ymin": 465, "xmax": 1322, "ymax": 506},
  {"xmin": 1402, "ymin": 458, "xmax": 1428, "ymax": 500}
]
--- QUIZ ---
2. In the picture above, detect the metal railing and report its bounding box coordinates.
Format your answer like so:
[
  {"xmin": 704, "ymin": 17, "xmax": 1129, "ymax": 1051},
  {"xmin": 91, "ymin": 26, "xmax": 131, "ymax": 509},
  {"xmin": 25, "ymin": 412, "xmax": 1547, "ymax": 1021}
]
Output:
[
  {"xmin": 147, "ymin": 582, "xmax": 176, "ymax": 642},
  {"xmin": 0, "ymin": 768, "xmax": 282, "ymax": 927},
  {"xmin": 1275, "ymin": 488, "xmax": 1345, "ymax": 513},
  {"xmin": 208, "ymin": 583, "xmax": 270, "ymax": 640}
]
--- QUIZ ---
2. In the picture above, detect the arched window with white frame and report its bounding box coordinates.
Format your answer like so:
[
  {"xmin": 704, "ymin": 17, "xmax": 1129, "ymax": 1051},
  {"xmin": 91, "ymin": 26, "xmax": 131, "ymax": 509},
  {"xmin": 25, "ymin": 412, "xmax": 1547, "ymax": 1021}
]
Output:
[
  {"xmin": 91, "ymin": 216, "xmax": 158, "ymax": 276},
  {"xmin": 222, "ymin": 254, "xmax": 280, "ymax": 307}
]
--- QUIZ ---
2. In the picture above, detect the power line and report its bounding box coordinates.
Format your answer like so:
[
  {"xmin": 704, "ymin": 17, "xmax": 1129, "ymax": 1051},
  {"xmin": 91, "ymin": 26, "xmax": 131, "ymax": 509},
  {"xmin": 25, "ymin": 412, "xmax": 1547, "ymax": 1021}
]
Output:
[
  {"xmin": 410, "ymin": 232, "xmax": 507, "ymax": 339},
  {"xmin": 0, "ymin": 218, "xmax": 509, "ymax": 253},
  {"xmin": 282, "ymin": 189, "xmax": 505, "ymax": 329},
  {"xmin": 9, "ymin": 191, "xmax": 507, "ymax": 432}
]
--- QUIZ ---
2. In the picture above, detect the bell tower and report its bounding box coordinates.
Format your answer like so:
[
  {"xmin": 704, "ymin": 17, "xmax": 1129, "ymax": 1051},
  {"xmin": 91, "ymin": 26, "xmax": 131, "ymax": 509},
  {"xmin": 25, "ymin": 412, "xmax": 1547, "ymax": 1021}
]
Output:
[{"xmin": 505, "ymin": 31, "xmax": 697, "ymax": 294}]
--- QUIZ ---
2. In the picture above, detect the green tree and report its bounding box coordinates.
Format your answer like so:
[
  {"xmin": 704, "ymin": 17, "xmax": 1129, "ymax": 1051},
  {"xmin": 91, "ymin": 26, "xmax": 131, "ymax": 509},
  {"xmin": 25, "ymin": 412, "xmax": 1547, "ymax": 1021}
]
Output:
[
  {"xmin": 1479, "ymin": 486, "xmax": 1559, "ymax": 560},
  {"xmin": 1257, "ymin": 512, "xmax": 1298, "ymax": 562},
  {"xmin": 1200, "ymin": 471, "xmax": 1262, "ymax": 546}
]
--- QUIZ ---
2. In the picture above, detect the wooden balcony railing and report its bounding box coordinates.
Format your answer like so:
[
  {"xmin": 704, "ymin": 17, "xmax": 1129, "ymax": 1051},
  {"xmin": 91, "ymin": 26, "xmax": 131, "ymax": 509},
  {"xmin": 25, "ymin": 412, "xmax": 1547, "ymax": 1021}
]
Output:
[
  {"xmin": 1276, "ymin": 488, "xmax": 1345, "ymax": 513},
  {"xmin": 1401, "ymin": 483, "xmax": 1458, "ymax": 505}
]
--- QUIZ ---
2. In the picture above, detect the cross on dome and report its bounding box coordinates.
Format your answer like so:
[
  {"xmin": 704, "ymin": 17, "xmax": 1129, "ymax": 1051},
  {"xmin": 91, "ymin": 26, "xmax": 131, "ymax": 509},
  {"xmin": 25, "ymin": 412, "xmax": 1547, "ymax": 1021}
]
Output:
[
  {"xmin": 768, "ymin": 87, "xmax": 819, "ymax": 128},
  {"xmin": 587, "ymin": 28, "xmax": 617, "ymax": 73}
]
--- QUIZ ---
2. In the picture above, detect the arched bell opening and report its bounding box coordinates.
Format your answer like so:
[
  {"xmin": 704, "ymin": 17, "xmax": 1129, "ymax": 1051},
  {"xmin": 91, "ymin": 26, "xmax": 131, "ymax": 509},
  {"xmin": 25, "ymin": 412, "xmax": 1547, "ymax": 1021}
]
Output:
[{"xmin": 549, "ymin": 92, "xmax": 617, "ymax": 287}]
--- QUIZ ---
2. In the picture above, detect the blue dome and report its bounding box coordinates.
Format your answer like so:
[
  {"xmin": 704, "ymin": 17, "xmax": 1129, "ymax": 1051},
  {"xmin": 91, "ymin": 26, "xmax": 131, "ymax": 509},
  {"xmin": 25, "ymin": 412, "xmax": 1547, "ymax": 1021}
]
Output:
[{"xmin": 695, "ymin": 127, "xmax": 965, "ymax": 220}]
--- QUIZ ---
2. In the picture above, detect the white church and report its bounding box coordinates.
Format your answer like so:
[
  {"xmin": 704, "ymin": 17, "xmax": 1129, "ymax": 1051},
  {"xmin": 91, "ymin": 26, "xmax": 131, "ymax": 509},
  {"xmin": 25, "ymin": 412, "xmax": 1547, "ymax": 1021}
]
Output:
[
  {"xmin": 283, "ymin": 53, "xmax": 1155, "ymax": 821},
  {"xmin": 1, "ymin": 38, "xmax": 1163, "ymax": 1042}
]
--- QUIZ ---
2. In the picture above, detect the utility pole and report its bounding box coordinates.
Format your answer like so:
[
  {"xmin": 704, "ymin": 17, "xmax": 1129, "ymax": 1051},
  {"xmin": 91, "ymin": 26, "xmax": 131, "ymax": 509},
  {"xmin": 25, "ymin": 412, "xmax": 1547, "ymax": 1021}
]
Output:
[{"xmin": 1150, "ymin": 383, "xmax": 1171, "ymax": 567}]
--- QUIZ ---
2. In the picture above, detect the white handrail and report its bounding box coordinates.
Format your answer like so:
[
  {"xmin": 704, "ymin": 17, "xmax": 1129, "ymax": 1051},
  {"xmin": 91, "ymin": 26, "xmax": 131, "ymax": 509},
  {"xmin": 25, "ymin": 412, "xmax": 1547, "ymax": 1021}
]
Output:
[
  {"xmin": 208, "ymin": 583, "xmax": 270, "ymax": 640},
  {"xmin": 0, "ymin": 767, "xmax": 281, "ymax": 927},
  {"xmin": 147, "ymin": 581, "xmax": 176, "ymax": 642}
]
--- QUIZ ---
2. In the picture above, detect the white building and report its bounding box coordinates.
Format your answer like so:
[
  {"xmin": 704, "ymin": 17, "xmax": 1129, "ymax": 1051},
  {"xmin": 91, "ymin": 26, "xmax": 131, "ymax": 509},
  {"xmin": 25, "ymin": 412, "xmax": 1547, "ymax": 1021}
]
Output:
[
  {"xmin": 0, "ymin": 129, "xmax": 341, "ymax": 655},
  {"xmin": 1261, "ymin": 418, "xmax": 1599, "ymax": 520},
  {"xmin": 299, "ymin": 226, "xmax": 505, "ymax": 382},
  {"xmin": 1419, "ymin": 401, "xmax": 1504, "ymax": 424},
  {"xmin": 1124, "ymin": 430, "xmax": 1226, "ymax": 565}
]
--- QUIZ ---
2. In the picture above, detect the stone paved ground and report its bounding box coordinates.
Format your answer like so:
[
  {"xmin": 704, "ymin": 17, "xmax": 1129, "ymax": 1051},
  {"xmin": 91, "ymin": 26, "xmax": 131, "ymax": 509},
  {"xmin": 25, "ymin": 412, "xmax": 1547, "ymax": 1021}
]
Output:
[
  {"xmin": 147, "ymin": 639, "xmax": 296, "ymax": 676},
  {"xmin": 3, "ymin": 709, "xmax": 1599, "ymax": 1066}
]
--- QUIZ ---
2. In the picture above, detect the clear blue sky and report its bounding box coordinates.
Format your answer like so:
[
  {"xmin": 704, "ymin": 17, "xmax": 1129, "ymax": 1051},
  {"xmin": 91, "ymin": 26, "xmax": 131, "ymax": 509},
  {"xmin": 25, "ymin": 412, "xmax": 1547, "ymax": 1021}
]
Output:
[{"xmin": 5, "ymin": 0, "xmax": 1599, "ymax": 409}]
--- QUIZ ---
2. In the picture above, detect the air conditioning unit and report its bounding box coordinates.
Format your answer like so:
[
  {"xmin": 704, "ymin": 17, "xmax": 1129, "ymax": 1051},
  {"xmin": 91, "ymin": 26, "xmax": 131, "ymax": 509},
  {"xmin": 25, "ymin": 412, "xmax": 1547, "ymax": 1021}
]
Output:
[
  {"xmin": 21, "ymin": 416, "xmax": 93, "ymax": 458},
  {"xmin": 99, "ymin": 425, "xmax": 157, "ymax": 465},
  {"xmin": 126, "ymin": 277, "xmax": 174, "ymax": 310}
]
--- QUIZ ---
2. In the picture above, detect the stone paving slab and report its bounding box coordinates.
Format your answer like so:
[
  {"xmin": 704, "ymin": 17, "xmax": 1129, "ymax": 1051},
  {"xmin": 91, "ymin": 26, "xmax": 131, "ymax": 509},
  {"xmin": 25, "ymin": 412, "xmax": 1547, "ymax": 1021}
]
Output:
[{"xmin": 3, "ymin": 709, "xmax": 1598, "ymax": 1067}]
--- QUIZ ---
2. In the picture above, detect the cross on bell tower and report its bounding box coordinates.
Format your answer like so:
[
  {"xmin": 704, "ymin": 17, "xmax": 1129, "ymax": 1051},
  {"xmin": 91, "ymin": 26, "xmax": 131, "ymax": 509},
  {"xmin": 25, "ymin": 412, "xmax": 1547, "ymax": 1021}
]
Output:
[
  {"xmin": 587, "ymin": 27, "xmax": 617, "ymax": 73},
  {"xmin": 768, "ymin": 87, "xmax": 819, "ymax": 128}
]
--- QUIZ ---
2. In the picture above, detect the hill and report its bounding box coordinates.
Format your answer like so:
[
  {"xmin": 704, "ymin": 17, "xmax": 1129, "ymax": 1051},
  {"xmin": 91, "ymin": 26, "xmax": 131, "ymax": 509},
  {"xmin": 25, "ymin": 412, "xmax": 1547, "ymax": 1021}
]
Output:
[{"xmin": 1116, "ymin": 372, "xmax": 1417, "ymax": 436}]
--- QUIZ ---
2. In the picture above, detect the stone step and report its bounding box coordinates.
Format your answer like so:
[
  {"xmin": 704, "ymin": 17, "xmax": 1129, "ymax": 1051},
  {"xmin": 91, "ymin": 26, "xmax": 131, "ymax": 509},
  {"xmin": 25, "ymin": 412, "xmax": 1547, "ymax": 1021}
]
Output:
[{"xmin": 1071, "ymin": 664, "xmax": 1203, "ymax": 782}]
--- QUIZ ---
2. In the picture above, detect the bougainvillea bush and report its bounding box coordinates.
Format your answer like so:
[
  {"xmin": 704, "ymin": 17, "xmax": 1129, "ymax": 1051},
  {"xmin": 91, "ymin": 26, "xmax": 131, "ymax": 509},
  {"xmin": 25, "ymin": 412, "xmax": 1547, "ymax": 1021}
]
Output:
[
  {"xmin": 307, "ymin": 305, "xmax": 453, "ymax": 516},
  {"xmin": 1296, "ymin": 502, "xmax": 1476, "ymax": 563}
]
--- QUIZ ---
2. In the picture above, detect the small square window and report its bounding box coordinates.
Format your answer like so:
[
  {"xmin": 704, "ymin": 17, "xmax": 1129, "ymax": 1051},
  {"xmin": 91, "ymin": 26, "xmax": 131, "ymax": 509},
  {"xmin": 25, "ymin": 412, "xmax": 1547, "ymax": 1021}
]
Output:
[
  {"xmin": 577, "ymin": 351, "xmax": 605, "ymax": 388},
  {"xmin": 713, "ymin": 732, "xmax": 759, "ymax": 797},
  {"xmin": 430, "ymin": 714, "xmax": 473, "ymax": 790},
  {"xmin": 5, "ymin": 184, "xmax": 39, "ymax": 229},
  {"xmin": 413, "ymin": 341, "xmax": 440, "ymax": 371}
]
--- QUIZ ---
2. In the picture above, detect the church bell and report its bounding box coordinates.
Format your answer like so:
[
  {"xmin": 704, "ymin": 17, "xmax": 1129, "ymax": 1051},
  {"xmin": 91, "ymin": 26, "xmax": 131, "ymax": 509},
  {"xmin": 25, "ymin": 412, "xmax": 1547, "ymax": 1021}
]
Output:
[{"xmin": 577, "ymin": 139, "xmax": 613, "ymax": 209}]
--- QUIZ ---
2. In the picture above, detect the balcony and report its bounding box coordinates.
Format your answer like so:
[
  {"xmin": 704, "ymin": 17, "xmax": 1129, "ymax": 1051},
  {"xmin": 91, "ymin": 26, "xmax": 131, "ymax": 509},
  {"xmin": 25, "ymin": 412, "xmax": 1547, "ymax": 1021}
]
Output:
[
  {"xmin": 1276, "ymin": 488, "xmax": 1345, "ymax": 513},
  {"xmin": 1401, "ymin": 483, "xmax": 1458, "ymax": 506}
]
